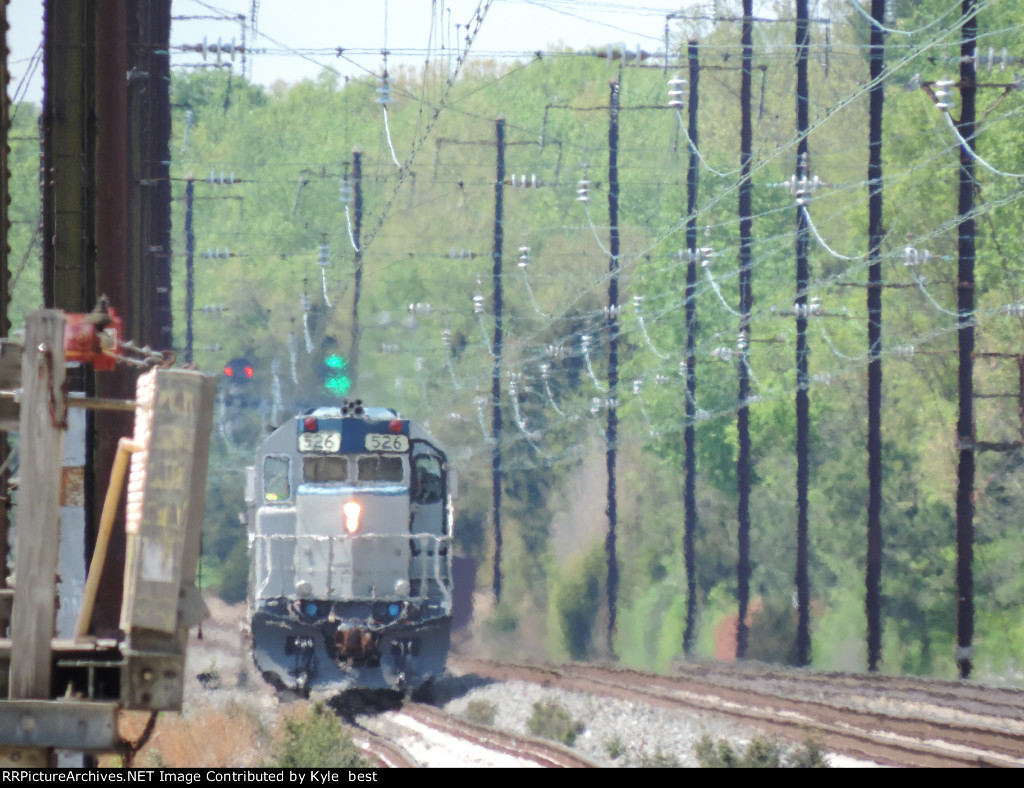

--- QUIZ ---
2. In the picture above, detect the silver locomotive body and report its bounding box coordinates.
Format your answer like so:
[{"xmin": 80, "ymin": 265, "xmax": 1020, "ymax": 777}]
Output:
[{"xmin": 245, "ymin": 406, "xmax": 454, "ymax": 694}]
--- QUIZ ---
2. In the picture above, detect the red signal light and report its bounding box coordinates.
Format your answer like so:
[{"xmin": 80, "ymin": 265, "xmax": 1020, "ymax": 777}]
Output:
[
  {"xmin": 389, "ymin": 419, "xmax": 403, "ymax": 434},
  {"xmin": 303, "ymin": 417, "xmax": 318, "ymax": 432},
  {"xmin": 223, "ymin": 366, "xmax": 234, "ymax": 377},
  {"xmin": 244, "ymin": 365, "xmax": 254, "ymax": 379}
]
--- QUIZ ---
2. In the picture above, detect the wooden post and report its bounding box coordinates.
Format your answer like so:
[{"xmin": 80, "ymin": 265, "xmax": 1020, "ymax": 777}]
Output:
[{"xmin": 10, "ymin": 311, "xmax": 66, "ymax": 700}]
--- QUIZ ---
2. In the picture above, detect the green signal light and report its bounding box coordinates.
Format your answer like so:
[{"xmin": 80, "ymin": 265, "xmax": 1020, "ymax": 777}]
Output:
[{"xmin": 321, "ymin": 353, "xmax": 351, "ymax": 397}]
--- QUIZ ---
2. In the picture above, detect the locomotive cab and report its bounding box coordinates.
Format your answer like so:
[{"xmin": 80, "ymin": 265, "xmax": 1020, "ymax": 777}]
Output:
[{"xmin": 246, "ymin": 405, "xmax": 454, "ymax": 694}]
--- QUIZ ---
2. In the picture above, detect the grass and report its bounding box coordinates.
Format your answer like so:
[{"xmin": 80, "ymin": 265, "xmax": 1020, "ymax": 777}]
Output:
[
  {"xmin": 695, "ymin": 734, "xmax": 830, "ymax": 768},
  {"xmin": 463, "ymin": 699, "xmax": 497, "ymax": 726},
  {"xmin": 526, "ymin": 700, "xmax": 585, "ymax": 747},
  {"xmin": 267, "ymin": 701, "xmax": 372, "ymax": 768},
  {"xmin": 103, "ymin": 701, "xmax": 268, "ymax": 768}
]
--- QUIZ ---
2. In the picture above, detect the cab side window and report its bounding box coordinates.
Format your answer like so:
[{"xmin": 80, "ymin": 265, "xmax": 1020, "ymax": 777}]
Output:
[
  {"xmin": 263, "ymin": 455, "xmax": 291, "ymax": 501},
  {"xmin": 412, "ymin": 455, "xmax": 443, "ymax": 504}
]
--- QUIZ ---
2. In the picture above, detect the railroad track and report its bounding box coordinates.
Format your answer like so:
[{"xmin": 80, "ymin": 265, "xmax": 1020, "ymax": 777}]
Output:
[
  {"xmin": 454, "ymin": 657, "xmax": 1024, "ymax": 768},
  {"xmin": 402, "ymin": 702, "xmax": 598, "ymax": 768},
  {"xmin": 343, "ymin": 695, "xmax": 599, "ymax": 767},
  {"xmin": 670, "ymin": 661, "xmax": 1024, "ymax": 725}
]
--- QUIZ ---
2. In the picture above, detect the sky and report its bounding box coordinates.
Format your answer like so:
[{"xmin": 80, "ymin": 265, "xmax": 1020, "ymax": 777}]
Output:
[{"xmin": 5, "ymin": 0, "xmax": 715, "ymax": 106}]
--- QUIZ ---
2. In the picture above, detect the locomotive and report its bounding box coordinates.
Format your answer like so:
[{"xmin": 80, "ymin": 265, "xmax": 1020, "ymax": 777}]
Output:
[{"xmin": 244, "ymin": 402, "xmax": 455, "ymax": 695}]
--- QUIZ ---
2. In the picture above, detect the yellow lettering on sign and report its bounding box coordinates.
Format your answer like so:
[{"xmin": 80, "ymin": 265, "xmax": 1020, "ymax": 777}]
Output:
[
  {"xmin": 152, "ymin": 425, "xmax": 196, "ymax": 452},
  {"xmin": 149, "ymin": 461, "xmax": 187, "ymax": 490},
  {"xmin": 156, "ymin": 388, "xmax": 196, "ymax": 415}
]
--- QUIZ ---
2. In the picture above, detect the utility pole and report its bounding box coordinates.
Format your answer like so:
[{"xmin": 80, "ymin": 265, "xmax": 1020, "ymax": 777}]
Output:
[
  {"xmin": 955, "ymin": 0, "xmax": 977, "ymax": 681},
  {"xmin": 606, "ymin": 78, "xmax": 621, "ymax": 655},
  {"xmin": 185, "ymin": 177, "xmax": 195, "ymax": 364},
  {"xmin": 349, "ymin": 148, "xmax": 364, "ymax": 383},
  {"xmin": 491, "ymin": 117, "xmax": 505, "ymax": 602},
  {"xmin": 736, "ymin": 3, "xmax": 754, "ymax": 660},
  {"xmin": 865, "ymin": 0, "xmax": 887, "ymax": 673},
  {"xmin": 794, "ymin": 0, "xmax": 812, "ymax": 668},
  {"xmin": 683, "ymin": 42, "xmax": 700, "ymax": 656}
]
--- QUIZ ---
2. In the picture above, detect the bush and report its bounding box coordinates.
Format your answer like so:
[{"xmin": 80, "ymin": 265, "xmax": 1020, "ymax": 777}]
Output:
[
  {"xmin": 526, "ymin": 700, "xmax": 584, "ymax": 746},
  {"xmin": 639, "ymin": 749, "xmax": 681, "ymax": 768},
  {"xmin": 696, "ymin": 735, "xmax": 829, "ymax": 768},
  {"xmin": 605, "ymin": 736, "xmax": 626, "ymax": 760},
  {"xmin": 267, "ymin": 702, "xmax": 371, "ymax": 768},
  {"xmin": 463, "ymin": 699, "xmax": 497, "ymax": 726}
]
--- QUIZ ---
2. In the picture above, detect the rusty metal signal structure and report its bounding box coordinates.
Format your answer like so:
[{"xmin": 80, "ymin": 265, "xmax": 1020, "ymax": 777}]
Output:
[
  {"xmin": 0, "ymin": 0, "xmax": 211, "ymax": 765},
  {"xmin": 0, "ymin": 310, "xmax": 215, "ymax": 765}
]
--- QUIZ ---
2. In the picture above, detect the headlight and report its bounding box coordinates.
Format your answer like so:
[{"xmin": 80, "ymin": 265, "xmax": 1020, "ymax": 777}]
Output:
[{"xmin": 343, "ymin": 501, "xmax": 361, "ymax": 534}]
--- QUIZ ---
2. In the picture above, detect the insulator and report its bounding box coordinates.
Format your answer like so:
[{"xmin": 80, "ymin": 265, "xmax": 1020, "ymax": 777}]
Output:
[
  {"xmin": 812, "ymin": 373, "xmax": 833, "ymax": 386},
  {"xmin": 678, "ymin": 360, "xmax": 687, "ymax": 376},
  {"xmin": 317, "ymin": 243, "xmax": 330, "ymax": 267},
  {"xmin": 441, "ymin": 328, "xmax": 452, "ymax": 347},
  {"xmin": 633, "ymin": 295, "xmax": 644, "ymax": 312},
  {"xmin": 892, "ymin": 345, "xmax": 915, "ymax": 357},
  {"xmin": 408, "ymin": 302, "xmax": 434, "ymax": 315},
  {"xmin": 200, "ymin": 343, "xmax": 221, "ymax": 352},
  {"xmin": 590, "ymin": 397, "xmax": 603, "ymax": 415},
  {"xmin": 667, "ymin": 74, "xmax": 687, "ymax": 108},
  {"xmin": 655, "ymin": 374, "xmax": 671, "ymax": 385},
  {"xmin": 695, "ymin": 409, "xmax": 710, "ymax": 422},
  {"xmin": 580, "ymin": 334, "xmax": 592, "ymax": 351},
  {"xmin": 933, "ymin": 78, "xmax": 955, "ymax": 110},
  {"xmin": 699, "ymin": 247, "xmax": 714, "ymax": 267},
  {"xmin": 447, "ymin": 412, "xmax": 465, "ymax": 422},
  {"xmin": 809, "ymin": 296, "xmax": 822, "ymax": 316},
  {"xmin": 712, "ymin": 346, "xmax": 732, "ymax": 362},
  {"xmin": 576, "ymin": 178, "xmax": 590, "ymax": 203},
  {"xmin": 632, "ymin": 379, "xmax": 642, "ymax": 395},
  {"xmin": 737, "ymin": 331, "xmax": 749, "ymax": 352},
  {"xmin": 472, "ymin": 294, "xmax": 485, "ymax": 314},
  {"xmin": 546, "ymin": 344, "xmax": 566, "ymax": 359},
  {"xmin": 539, "ymin": 362, "xmax": 551, "ymax": 378},
  {"xmin": 518, "ymin": 246, "xmax": 530, "ymax": 267},
  {"xmin": 884, "ymin": 0, "xmax": 895, "ymax": 25},
  {"xmin": 200, "ymin": 303, "xmax": 227, "ymax": 313},
  {"xmin": 474, "ymin": 395, "xmax": 488, "ymax": 410},
  {"xmin": 376, "ymin": 75, "xmax": 394, "ymax": 106},
  {"xmin": 379, "ymin": 343, "xmax": 401, "ymax": 354},
  {"xmin": 603, "ymin": 305, "xmax": 622, "ymax": 318}
]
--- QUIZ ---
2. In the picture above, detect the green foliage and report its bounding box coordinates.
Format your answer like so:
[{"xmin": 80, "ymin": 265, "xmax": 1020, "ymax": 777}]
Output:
[
  {"xmin": 526, "ymin": 700, "xmax": 584, "ymax": 746},
  {"xmin": 2, "ymin": 1, "xmax": 1012, "ymax": 678},
  {"xmin": 463, "ymin": 699, "xmax": 497, "ymax": 726},
  {"xmin": 639, "ymin": 749, "xmax": 681, "ymax": 768},
  {"xmin": 267, "ymin": 702, "xmax": 371, "ymax": 768},
  {"xmin": 605, "ymin": 735, "xmax": 626, "ymax": 760},
  {"xmin": 696, "ymin": 735, "xmax": 828, "ymax": 769},
  {"xmin": 552, "ymin": 544, "xmax": 605, "ymax": 660}
]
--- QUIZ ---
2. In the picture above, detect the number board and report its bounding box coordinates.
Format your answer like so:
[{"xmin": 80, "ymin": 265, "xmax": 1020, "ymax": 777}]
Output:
[
  {"xmin": 298, "ymin": 431, "xmax": 341, "ymax": 453},
  {"xmin": 365, "ymin": 433, "xmax": 409, "ymax": 452}
]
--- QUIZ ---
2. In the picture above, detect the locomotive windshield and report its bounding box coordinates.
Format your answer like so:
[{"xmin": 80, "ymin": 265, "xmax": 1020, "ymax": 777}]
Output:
[
  {"xmin": 303, "ymin": 455, "xmax": 348, "ymax": 482},
  {"xmin": 357, "ymin": 454, "xmax": 404, "ymax": 482}
]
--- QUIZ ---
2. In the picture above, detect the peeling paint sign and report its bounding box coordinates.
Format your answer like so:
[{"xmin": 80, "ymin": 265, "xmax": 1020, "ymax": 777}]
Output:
[{"xmin": 121, "ymin": 369, "xmax": 215, "ymax": 636}]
